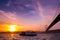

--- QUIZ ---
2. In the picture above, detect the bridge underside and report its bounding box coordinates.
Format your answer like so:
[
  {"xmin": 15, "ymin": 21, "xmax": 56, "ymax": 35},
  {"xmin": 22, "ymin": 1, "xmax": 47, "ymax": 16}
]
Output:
[{"xmin": 46, "ymin": 14, "xmax": 60, "ymax": 32}]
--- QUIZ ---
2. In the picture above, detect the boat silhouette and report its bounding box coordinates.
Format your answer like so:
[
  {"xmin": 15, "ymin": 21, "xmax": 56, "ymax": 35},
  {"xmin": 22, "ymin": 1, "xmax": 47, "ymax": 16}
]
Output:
[{"xmin": 19, "ymin": 31, "xmax": 37, "ymax": 36}]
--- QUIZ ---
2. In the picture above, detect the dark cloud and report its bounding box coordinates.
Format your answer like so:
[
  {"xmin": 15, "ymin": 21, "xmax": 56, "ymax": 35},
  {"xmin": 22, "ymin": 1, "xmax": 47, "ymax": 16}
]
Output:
[
  {"xmin": 0, "ymin": 0, "xmax": 35, "ymax": 13},
  {"xmin": 0, "ymin": 0, "xmax": 8, "ymax": 5}
]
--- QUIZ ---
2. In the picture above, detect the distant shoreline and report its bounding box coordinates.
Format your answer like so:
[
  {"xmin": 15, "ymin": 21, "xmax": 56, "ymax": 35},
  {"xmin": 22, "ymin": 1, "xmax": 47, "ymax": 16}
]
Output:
[{"xmin": 0, "ymin": 29, "xmax": 60, "ymax": 34}]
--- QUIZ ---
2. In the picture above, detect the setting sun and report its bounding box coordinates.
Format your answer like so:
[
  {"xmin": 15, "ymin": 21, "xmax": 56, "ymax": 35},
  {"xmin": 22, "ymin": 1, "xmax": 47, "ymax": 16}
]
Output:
[{"xmin": 9, "ymin": 25, "xmax": 16, "ymax": 32}]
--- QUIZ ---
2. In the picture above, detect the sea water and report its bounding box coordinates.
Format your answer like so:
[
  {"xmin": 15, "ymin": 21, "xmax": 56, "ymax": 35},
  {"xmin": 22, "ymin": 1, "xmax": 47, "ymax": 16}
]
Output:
[{"xmin": 0, "ymin": 33, "xmax": 60, "ymax": 40}]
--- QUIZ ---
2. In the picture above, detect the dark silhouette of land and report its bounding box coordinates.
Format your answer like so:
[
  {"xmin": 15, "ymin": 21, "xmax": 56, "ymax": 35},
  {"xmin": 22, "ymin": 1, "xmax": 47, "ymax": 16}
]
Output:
[{"xmin": 46, "ymin": 29, "xmax": 60, "ymax": 33}]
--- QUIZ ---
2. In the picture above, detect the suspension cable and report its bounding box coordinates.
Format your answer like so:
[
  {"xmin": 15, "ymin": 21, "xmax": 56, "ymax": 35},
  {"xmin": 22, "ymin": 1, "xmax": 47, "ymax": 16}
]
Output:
[{"xmin": 53, "ymin": 0, "xmax": 60, "ymax": 20}]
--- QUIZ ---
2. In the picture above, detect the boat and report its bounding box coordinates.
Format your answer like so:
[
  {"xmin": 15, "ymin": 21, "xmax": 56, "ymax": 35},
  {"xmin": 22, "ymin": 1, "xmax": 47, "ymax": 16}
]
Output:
[{"xmin": 19, "ymin": 31, "xmax": 37, "ymax": 36}]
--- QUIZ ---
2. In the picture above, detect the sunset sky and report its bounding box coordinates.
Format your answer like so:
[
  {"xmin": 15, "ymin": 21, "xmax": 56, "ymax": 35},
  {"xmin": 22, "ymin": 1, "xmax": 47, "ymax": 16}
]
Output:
[{"xmin": 0, "ymin": 0, "xmax": 60, "ymax": 32}]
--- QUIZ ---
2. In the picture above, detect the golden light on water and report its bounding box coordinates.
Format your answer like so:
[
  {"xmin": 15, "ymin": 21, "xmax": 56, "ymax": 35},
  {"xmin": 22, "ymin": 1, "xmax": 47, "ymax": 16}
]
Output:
[{"xmin": 9, "ymin": 25, "xmax": 16, "ymax": 32}]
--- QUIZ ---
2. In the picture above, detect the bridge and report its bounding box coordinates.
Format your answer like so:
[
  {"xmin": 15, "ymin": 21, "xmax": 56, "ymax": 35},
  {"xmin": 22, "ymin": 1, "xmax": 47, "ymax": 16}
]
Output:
[{"xmin": 46, "ymin": 14, "xmax": 60, "ymax": 32}]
